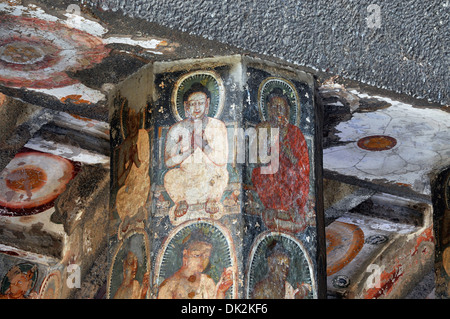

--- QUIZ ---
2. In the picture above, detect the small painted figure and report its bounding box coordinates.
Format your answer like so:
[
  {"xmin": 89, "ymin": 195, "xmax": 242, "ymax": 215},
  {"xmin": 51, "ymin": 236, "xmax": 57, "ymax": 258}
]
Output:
[
  {"xmin": 113, "ymin": 251, "xmax": 150, "ymax": 299},
  {"xmin": 157, "ymin": 230, "xmax": 233, "ymax": 299},
  {"xmin": 251, "ymin": 241, "xmax": 311, "ymax": 299},
  {"xmin": 116, "ymin": 108, "xmax": 150, "ymax": 228},
  {"xmin": 164, "ymin": 83, "xmax": 228, "ymax": 218},
  {"xmin": 252, "ymin": 88, "xmax": 310, "ymax": 233},
  {"xmin": 0, "ymin": 265, "xmax": 38, "ymax": 299}
]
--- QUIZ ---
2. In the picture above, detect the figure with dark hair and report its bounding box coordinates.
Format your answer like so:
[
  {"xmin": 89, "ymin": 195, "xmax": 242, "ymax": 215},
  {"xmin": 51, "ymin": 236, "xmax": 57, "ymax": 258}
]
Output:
[
  {"xmin": 251, "ymin": 88, "xmax": 310, "ymax": 233},
  {"xmin": 164, "ymin": 82, "xmax": 228, "ymax": 219},
  {"xmin": 251, "ymin": 241, "xmax": 311, "ymax": 299},
  {"xmin": 0, "ymin": 265, "xmax": 38, "ymax": 299},
  {"xmin": 157, "ymin": 230, "xmax": 233, "ymax": 299}
]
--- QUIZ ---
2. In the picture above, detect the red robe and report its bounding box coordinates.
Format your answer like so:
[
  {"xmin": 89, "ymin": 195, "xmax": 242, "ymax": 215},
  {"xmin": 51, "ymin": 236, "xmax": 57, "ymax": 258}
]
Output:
[{"xmin": 252, "ymin": 124, "xmax": 310, "ymax": 214}]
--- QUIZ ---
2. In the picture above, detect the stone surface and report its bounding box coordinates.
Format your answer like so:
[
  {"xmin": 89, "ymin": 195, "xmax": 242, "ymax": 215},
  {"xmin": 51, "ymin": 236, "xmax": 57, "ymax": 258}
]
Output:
[
  {"xmin": 81, "ymin": 0, "xmax": 449, "ymax": 106},
  {"xmin": 322, "ymin": 84, "xmax": 450, "ymax": 202},
  {"xmin": 326, "ymin": 193, "xmax": 434, "ymax": 299}
]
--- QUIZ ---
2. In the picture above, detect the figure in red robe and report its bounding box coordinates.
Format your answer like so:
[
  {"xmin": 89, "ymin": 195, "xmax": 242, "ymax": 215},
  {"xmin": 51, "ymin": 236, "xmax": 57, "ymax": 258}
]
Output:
[{"xmin": 251, "ymin": 89, "xmax": 310, "ymax": 233}]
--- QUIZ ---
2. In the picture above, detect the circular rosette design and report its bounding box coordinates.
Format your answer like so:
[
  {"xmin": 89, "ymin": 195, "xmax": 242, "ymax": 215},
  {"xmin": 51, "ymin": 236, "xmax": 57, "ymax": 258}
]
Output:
[
  {"xmin": 326, "ymin": 221, "xmax": 365, "ymax": 275},
  {"xmin": 357, "ymin": 135, "xmax": 397, "ymax": 152},
  {"xmin": 0, "ymin": 16, "xmax": 110, "ymax": 89},
  {"xmin": 0, "ymin": 151, "xmax": 78, "ymax": 216}
]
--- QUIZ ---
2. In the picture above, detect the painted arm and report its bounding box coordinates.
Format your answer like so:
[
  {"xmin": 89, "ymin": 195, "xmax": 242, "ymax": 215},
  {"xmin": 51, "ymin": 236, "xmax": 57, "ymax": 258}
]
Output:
[{"xmin": 164, "ymin": 124, "xmax": 192, "ymax": 168}]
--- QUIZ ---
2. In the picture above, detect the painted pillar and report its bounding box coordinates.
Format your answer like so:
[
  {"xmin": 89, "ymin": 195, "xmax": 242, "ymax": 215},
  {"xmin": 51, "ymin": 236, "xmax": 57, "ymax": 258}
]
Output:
[
  {"xmin": 107, "ymin": 55, "xmax": 325, "ymax": 299},
  {"xmin": 432, "ymin": 167, "xmax": 450, "ymax": 299},
  {"xmin": 107, "ymin": 63, "xmax": 154, "ymax": 299}
]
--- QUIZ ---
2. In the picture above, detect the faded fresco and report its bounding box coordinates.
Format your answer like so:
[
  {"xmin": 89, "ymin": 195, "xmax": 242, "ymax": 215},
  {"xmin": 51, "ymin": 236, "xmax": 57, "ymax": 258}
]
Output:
[
  {"xmin": 108, "ymin": 87, "xmax": 152, "ymax": 298},
  {"xmin": 0, "ymin": 149, "xmax": 79, "ymax": 216},
  {"xmin": 39, "ymin": 271, "xmax": 62, "ymax": 299},
  {"xmin": 242, "ymin": 66, "xmax": 319, "ymax": 298},
  {"xmin": 108, "ymin": 57, "xmax": 321, "ymax": 299},
  {"xmin": 155, "ymin": 220, "xmax": 236, "ymax": 299},
  {"xmin": 0, "ymin": 262, "xmax": 39, "ymax": 299},
  {"xmin": 107, "ymin": 230, "xmax": 150, "ymax": 299},
  {"xmin": 115, "ymin": 97, "xmax": 151, "ymax": 236},
  {"xmin": 246, "ymin": 232, "xmax": 314, "ymax": 299}
]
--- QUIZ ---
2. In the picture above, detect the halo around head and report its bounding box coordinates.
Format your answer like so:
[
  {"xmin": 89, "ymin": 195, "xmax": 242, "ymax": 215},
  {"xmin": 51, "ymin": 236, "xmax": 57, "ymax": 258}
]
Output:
[
  {"xmin": 171, "ymin": 70, "xmax": 225, "ymax": 122},
  {"xmin": 258, "ymin": 77, "xmax": 301, "ymax": 126}
]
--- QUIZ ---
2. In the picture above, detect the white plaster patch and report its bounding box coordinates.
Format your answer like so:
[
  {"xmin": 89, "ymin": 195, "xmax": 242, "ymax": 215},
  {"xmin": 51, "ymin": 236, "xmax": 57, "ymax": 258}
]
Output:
[
  {"xmin": 28, "ymin": 83, "xmax": 106, "ymax": 105},
  {"xmin": 337, "ymin": 213, "xmax": 418, "ymax": 235},
  {"xmin": 324, "ymin": 90, "xmax": 450, "ymax": 196},
  {"xmin": 103, "ymin": 36, "xmax": 164, "ymax": 54},
  {"xmin": 63, "ymin": 12, "xmax": 108, "ymax": 37},
  {"xmin": 24, "ymin": 136, "xmax": 109, "ymax": 165},
  {"xmin": 0, "ymin": 3, "xmax": 59, "ymax": 21}
]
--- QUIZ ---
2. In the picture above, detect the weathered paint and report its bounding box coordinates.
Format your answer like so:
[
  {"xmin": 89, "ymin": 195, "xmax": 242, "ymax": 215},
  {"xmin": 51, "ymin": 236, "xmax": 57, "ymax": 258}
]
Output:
[
  {"xmin": 326, "ymin": 221, "xmax": 364, "ymax": 276},
  {"xmin": 108, "ymin": 56, "xmax": 324, "ymax": 299}
]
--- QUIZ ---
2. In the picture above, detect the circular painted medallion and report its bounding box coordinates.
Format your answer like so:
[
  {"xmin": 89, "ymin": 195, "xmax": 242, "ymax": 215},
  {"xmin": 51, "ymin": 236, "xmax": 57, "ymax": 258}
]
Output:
[
  {"xmin": 326, "ymin": 221, "xmax": 365, "ymax": 275},
  {"xmin": 0, "ymin": 15, "xmax": 110, "ymax": 89},
  {"xmin": 332, "ymin": 275, "xmax": 350, "ymax": 289},
  {"xmin": 357, "ymin": 135, "xmax": 397, "ymax": 151},
  {"xmin": 365, "ymin": 234, "xmax": 389, "ymax": 245},
  {"xmin": 171, "ymin": 70, "xmax": 225, "ymax": 122},
  {"xmin": 0, "ymin": 151, "xmax": 78, "ymax": 216}
]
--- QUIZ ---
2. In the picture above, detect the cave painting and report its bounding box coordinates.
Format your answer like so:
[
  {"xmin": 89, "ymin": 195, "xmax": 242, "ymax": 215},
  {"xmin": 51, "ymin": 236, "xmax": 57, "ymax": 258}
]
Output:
[
  {"xmin": 0, "ymin": 15, "xmax": 110, "ymax": 89},
  {"xmin": 326, "ymin": 221, "xmax": 365, "ymax": 275},
  {"xmin": 247, "ymin": 233, "xmax": 314, "ymax": 299},
  {"xmin": 113, "ymin": 251, "xmax": 150, "ymax": 299},
  {"xmin": 39, "ymin": 271, "xmax": 62, "ymax": 299},
  {"xmin": 0, "ymin": 150, "xmax": 78, "ymax": 216},
  {"xmin": 156, "ymin": 221, "xmax": 236, "ymax": 299},
  {"xmin": 252, "ymin": 79, "xmax": 310, "ymax": 233},
  {"xmin": 115, "ymin": 101, "xmax": 150, "ymax": 234},
  {"xmin": 0, "ymin": 263, "xmax": 39, "ymax": 299},
  {"xmin": 164, "ymin": 74, "xmax": 228, "ymax": 225},
  {"xmin": 108, "ymin": 230, "xmax": 150, "ymax": 299}
]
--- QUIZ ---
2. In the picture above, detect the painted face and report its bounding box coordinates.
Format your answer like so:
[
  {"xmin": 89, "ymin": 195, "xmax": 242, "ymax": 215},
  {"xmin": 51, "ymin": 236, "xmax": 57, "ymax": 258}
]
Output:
[
  {"xmin": 124, "ymin": 252, "xmax": 138, "ymax": 279},
  {"xmin": 183, "ymin": 241, "xmax": 212, "ymax": 273},
  {"xmin": 185, "ymin": 92, "xmax": 209, "ymax": 120},
  {"xmin": 267, "ymin": 96, "xmax": 289, "ymax": 127},
  {"xmin": 127, "ymin": 110, "xmax": 139, "ymax": 137},
  {"xmin": 267, "ymin": 252, "xmax": 290, "ymax": 280},
  {"xmin": 9, "ymin": 273, "xmax": 31, "ymax": 296}
]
